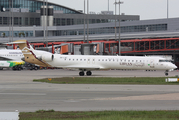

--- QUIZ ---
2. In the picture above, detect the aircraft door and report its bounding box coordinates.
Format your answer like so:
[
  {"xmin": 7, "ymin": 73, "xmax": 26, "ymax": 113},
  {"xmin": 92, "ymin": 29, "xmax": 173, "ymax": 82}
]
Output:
[{"xmin": 150, "ymin": 59, "xmax": 155, "ymax": 68}]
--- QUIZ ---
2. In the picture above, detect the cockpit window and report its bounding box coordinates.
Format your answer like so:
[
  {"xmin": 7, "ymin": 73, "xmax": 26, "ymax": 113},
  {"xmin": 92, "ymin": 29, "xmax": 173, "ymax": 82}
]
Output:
[{"xmin": 159, "ymin": 60, "xmax": 171, "ymax": 62}]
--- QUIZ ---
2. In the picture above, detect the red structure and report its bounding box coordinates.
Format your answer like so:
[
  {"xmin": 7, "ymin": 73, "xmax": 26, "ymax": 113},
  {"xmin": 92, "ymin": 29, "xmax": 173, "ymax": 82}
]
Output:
[
  {"xmin": 12, "ymin": 38, "xmax": 179, "ymax": 55},
  {"xmin": 120, "ymin": 38, "xmax": 179, "ymax": 54}
]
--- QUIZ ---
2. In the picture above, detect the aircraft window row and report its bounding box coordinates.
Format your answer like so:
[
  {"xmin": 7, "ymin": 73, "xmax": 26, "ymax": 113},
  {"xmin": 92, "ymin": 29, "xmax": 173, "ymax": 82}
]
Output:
[
  {"xmin": 65, "ymin": 58, "xmax": 87, "ymax": 61},
  {"xmin": 64, "ymin": 58, "xmax": 148, "ymax": 63},
  {"xmin": 1, "ymin": 55, "xmax": 23, "ymax": 57}
]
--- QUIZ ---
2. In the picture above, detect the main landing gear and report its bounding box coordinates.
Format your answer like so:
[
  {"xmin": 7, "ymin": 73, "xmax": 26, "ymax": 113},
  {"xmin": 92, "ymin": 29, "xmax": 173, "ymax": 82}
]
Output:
[
  {"xmin": 12, "ymin": 65, "xmax": 23, "ymax": 71},
  {"xmin": 79, "ymin": 71, "xmax": 92, "ymax": 76}
]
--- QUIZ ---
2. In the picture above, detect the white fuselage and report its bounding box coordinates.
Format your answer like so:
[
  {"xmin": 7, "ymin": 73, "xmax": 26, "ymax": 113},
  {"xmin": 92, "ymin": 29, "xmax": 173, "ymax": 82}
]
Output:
[
  {"xmin": 0, "ymin": 49, "xmax": 24, "ymax": 67},
  {"xmin": 44, "ymin": 54, "xmax": 176, "ymax": 71},
  {"xmin": 0, "ymin": 49, "xmax": 24, "ymax": 61}
]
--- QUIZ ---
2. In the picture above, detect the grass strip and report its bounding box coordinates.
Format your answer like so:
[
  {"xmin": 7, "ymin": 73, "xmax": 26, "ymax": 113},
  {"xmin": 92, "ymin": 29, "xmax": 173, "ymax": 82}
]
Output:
[
  {"xmin": 20, "ymin": 110, "xmax": 179, "ymax": 120},
  {"xmin": 33, "ymin": 77, "xmax": 179, "ymax": 85}
]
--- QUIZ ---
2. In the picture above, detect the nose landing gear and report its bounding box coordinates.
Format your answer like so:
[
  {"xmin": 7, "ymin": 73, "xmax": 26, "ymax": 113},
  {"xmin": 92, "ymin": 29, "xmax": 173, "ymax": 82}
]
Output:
[{"xmin": 165, "ymin": 70, "xmax": 168, "ymax": 76}]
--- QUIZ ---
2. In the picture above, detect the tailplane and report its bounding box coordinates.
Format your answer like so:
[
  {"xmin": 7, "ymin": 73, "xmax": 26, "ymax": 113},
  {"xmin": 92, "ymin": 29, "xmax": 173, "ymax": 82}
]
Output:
[
  {"xmin": 12, "ymin": 40, "xmax": 51, "ymax": 67},
  {"xmin": 13, "ymin": 40, "xmax": 34, "ymax": 54}
]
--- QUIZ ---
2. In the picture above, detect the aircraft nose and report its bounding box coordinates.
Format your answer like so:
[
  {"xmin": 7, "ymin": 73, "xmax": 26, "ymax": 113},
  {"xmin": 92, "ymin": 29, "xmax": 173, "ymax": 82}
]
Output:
[
  {"xmin": 173, "ymin": 64, "xmax": 178, "ymax": 69},
  {"xmin": 170, "ymin": 63, "xmax": 177, "ymax": 69}
]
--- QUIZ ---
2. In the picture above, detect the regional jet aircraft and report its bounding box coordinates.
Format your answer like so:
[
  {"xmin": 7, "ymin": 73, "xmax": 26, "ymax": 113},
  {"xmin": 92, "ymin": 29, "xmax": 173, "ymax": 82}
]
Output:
[
  {"xmin": 9, "ymin": 40, "xmax": 177, "ymax": 76},
  {"xmin": 0, "ymin": 49, "xmax": 25, "ymax": 70}
]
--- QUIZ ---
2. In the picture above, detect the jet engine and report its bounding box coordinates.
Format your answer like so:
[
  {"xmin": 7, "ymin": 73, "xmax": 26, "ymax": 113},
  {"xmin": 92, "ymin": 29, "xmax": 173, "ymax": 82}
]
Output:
[{"xmin": 37, "ymin": 54, "xmax": 54, "ymax": 62}]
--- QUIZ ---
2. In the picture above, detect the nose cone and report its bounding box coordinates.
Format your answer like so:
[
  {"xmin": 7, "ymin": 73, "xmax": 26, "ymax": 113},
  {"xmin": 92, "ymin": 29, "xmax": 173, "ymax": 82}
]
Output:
[
  {"xmin": 169, "ymin": 63, "xmax": 177, "ymax": 70},
  {"xmin": 173, "ymin": 64, "xmax": 178, "ymax": 69}
]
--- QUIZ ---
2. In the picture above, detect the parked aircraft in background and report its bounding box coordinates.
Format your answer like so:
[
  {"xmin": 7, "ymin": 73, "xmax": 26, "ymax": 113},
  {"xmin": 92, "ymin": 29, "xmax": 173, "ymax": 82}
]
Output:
[
  {"xmin": 0, "ymin": 49, "xmax": 25, "ymax": 70},
  {"xmin": 9, "ymin": 40, "xmax": 177, "ymax": 76}
]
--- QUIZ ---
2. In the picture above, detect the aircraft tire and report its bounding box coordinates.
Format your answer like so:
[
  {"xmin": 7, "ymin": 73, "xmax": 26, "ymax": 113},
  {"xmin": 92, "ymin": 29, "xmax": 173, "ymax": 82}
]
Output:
[
  {"xmin": 79, "ymin": 72, "xmax": 84, "ymax": 76},
  {"xmin": 86, "ymin": 71, "xmax": 92, "ymax": 76},
  {"xmin": 165, "ymin": 73, "xmax": 168, "ymax": 76},
  {"xmin": 18, "ymin": 67, "xmax": 21, "ymax": 71},
  {"xmin": 30, "ymin": 67, "xmax": 33, "ymax": 70},
  {"xmin": 34, "ymin": 66, "xmax": 38, "ymax": 70},
  {"xmin": 12, "ymin": 67, "xmax": 16, "ymax": 71}
]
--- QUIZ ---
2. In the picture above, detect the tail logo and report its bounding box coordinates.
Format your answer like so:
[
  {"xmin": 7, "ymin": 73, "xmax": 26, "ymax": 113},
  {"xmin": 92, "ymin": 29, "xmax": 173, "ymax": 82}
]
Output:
[{"xmin": 21, "ymin": 47, "xmax": 32, "ymax": 55}]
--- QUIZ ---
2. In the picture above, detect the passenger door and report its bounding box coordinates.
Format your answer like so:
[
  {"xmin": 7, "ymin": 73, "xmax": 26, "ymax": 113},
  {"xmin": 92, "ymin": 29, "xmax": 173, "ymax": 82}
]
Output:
[{"xmin": 150, "ymin": 59, "xmax": 155, "ymax": 68}]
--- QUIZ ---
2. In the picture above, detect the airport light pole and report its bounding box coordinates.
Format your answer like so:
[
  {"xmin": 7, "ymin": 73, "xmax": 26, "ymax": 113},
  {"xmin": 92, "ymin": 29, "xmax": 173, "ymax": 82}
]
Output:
[
  {"xmin": 114, "ymin": 0, "xmax": 123, "ymax": 55},
  {"xmin": 9, "ymin": 0, "xmax": 11, "ymax": 42},
  {"xmin": 84, "ymin": 0, "xmax": 86, "ymax": 43},
  {"xmin": 167, "ymin": 0, "xmax": 169, "ymax": 19},
  {"xmin": 9, "ymin": 0, "xmax": 13, "ymax": 42},
  {"xmin": 108, "ymin": 0, "xmax": 109, "ymax": 11},
  {"xmin": 46, "ymin": 0, "xmax": 48, "ymax": 47},
  {"xmin": 114, "ymin": 0, "xmax": 117, "ymax": 41},
  {"xmin": 87, "ymin": 0, "xmax": 89, "ymax": 43},
  {"xmin": 43, "ymin": 0, "xmax": 48, "ymax": 47},
  {"xmin": 83, "ymin": 0, "xmax": 89, "ymax": 43}
]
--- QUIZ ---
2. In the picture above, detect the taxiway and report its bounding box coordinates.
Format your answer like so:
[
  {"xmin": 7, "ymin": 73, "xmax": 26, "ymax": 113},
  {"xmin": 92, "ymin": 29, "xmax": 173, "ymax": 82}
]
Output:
[{"xmin": 0, "ymin": 69, "xmax": 179, "ymax": 112}]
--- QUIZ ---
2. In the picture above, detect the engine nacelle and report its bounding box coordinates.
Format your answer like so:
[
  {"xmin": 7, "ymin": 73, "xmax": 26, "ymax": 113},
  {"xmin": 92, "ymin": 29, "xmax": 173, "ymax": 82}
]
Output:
[{"xmin": 37, "ymin": 54, "xmax": 54, "ymax": 62}]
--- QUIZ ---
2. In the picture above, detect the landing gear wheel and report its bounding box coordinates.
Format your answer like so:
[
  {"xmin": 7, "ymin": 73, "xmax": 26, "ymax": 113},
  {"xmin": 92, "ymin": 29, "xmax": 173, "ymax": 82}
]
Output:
[
  {"xmin": 13, "ymin": 66, "xmax": 17, "ymax": 71},
  {"xmin": 86, "ymin": 71, "xmax": 92, "ymax": 76},
  {"xmin": 165, "ymin": 73, "xmax": 168, "ymax": 76},
  {"xmin": 165, "ymin": 70, "xmax": 169, "ymax": 76},
  {"xmin": 79, "ymin": 71, "xmax": 84, "ymax": 76},
  {"xmin": 17, "ymin": 67, "xmax": 21, "ymax": 71},
  {"xmin": 34, "ymin": 66, "xmax": 38, "ymax": 70}
]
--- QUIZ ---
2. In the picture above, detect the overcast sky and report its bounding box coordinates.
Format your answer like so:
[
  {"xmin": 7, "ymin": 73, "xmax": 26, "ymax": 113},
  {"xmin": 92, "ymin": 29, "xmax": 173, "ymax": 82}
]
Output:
[{"xmin": 49, "ymin": 0, "xmax": 179, "ymax": 20}]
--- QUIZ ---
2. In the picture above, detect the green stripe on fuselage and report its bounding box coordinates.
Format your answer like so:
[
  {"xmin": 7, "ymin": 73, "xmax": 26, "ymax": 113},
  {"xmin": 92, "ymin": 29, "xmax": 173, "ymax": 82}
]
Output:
[{"xmin": 7, "ymin": 61, "xmax": 25, "ymax": 67}]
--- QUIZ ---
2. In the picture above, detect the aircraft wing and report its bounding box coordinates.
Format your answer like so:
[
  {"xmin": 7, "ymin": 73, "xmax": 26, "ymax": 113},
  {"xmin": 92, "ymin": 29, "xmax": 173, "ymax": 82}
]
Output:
[
  {"xmin": 0, "ymin": 56, "xmax": 12, "ymax": 61},
  {"xmin": 61, "ymin": 65, "xmax": 105, "ymax": 71}
]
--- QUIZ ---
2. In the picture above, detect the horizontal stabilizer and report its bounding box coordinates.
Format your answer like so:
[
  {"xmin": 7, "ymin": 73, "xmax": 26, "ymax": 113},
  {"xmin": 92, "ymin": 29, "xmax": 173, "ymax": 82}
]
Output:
[{"xmin": 4, "ymin": 40, "xmax": 27, "ymax": 45}]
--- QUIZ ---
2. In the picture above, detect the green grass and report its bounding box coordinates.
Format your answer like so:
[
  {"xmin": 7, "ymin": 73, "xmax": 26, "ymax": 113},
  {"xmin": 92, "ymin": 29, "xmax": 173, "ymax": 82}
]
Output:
[
  {"xmin": 19, "ymin": 110, "xmax": 179, "ymax": 120},
  {"xmin": 33, "ymin": 77, "xmax": 179, "ymax": 85}
]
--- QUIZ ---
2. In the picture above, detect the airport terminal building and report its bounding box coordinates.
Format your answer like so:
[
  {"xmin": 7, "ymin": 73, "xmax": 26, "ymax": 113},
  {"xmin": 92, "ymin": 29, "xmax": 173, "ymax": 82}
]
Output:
[
  {"xmin": 0, "ymin": 0, "xmax": 139, "ymax": 37},
  {"xmin": 0, "ymin": 0, "xmax": 178, "ymax": 39}
]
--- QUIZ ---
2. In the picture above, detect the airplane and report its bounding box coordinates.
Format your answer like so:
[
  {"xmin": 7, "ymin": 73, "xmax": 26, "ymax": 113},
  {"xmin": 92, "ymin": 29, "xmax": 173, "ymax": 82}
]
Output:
[
  {"xmin": 8, "ymin": 39, "xmax": 177, "ymax": 76},
  {"xmin": 0, "ymin": 49, "xmax": 25, "ymax": 70}
]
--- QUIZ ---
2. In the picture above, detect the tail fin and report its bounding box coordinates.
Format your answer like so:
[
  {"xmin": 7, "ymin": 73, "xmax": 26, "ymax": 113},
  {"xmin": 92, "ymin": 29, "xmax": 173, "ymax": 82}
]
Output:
[
  {"xmin": 12, "ymin": 40, "xmax": 50, "ymax": 67},
  {"xmin": 13, "ymin": 40, "xmax": 34, "ymax": 54}
]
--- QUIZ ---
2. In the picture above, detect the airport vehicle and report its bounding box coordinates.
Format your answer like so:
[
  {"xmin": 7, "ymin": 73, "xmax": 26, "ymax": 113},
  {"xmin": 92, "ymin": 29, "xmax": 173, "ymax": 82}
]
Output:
[
  {"xmin": 10, "ymin": 40, "xmax": 177, "ymax": 76},
  {"xmin": 0, "ymin": 49, "xmax": 25, "ymax": 70}
]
